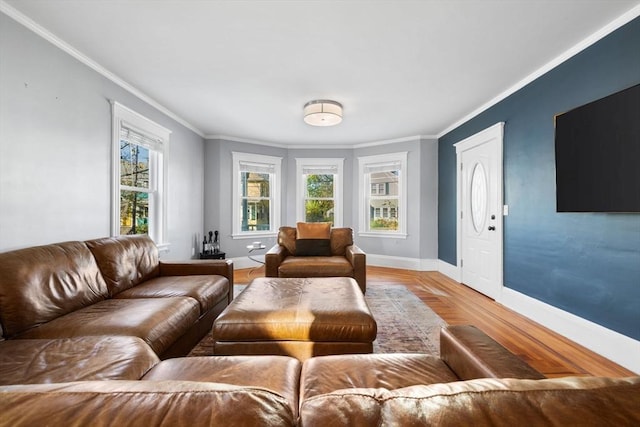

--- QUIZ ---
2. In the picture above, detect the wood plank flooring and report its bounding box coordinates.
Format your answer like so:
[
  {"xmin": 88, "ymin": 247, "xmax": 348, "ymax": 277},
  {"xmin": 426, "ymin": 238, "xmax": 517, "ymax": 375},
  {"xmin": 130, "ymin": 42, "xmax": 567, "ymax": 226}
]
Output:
[{"xmin": 235, "ymin": 265, "xmax": 635, "ymax": 378}]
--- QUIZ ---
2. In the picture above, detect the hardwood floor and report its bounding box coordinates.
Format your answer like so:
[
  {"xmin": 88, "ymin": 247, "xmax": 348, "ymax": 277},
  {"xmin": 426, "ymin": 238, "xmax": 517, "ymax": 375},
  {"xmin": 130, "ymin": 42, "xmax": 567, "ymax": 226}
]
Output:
[{"xmin": 235, "ymin": 265, "xmax": 635, "ymax": 378}]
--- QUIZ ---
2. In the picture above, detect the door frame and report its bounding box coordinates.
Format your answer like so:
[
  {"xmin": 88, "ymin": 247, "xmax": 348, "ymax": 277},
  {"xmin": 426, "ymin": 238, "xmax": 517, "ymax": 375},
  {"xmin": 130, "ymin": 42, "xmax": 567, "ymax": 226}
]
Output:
[{"xmin": 454, "ymin": 122, "xmax": 505, "ymax": 298}]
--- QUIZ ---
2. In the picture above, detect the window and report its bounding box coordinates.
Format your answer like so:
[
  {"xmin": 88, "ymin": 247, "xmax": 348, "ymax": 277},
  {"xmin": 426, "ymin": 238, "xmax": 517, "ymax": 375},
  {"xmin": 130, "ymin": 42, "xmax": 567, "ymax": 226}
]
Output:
[
  {"xmin": 358, "ymin": 152, "xmax": 407, "ymax": 237},
  {"xmin": 232, "ymin": 152, "xmax": 282, "ymax": 237},
  {"xmin": 296, "ymin": 158, "xmax": 344, "ymax": 226},
  {"xmin": 111, "ymin": 102, "xmax": 170, "ymax": 250}
]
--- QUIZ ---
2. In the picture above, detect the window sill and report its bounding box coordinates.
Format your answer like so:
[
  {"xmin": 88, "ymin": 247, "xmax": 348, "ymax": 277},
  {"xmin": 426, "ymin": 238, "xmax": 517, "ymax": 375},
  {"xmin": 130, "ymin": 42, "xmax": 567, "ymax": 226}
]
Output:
[
  {"xmin": 156, "ymin": 242, "xmax": 171, "ymax": 253},
  {"xmin": 232, "ymin": 232, "xmax": 277, "ymax": 240},
  {"xmin": 358, "ymin": 232, "xmax": 408, "ymax": 239}
]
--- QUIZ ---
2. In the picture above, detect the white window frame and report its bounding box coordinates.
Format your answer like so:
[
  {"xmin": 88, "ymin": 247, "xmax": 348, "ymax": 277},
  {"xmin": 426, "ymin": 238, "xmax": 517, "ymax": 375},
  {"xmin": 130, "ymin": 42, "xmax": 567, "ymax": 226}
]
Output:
[
  {"xmin": 358, "ymin": 152, "xmax": 408, "ymax": 238},
  {"xmin": 111, "ymin": 101, "xmax": 170, "ymax": 251},
  {"xmin": 232, "ymin": 152, "xmax": 282, "ymax": 239},
  {"xmin": 296, "ymin": 158, "xmax": 344, "ymax": 227}
]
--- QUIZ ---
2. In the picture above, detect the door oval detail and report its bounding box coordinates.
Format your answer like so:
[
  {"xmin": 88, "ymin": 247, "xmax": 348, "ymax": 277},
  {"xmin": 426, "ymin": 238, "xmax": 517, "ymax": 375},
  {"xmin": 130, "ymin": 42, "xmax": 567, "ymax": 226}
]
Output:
[{"xmin": 470, "ymin": 162, "xmax": 488, "ymax": 234}]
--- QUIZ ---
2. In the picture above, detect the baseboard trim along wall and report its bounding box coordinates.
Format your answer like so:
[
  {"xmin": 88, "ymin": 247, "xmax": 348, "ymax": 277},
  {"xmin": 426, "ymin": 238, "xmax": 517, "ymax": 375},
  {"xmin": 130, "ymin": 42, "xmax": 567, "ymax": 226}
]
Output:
[
  {"xmin": 498, "ymin": 287, "xmax": 640, "ymax": 374},
  {"xmin": 233, "ymin": 254, "xmax": 439, "ymax": 272},
  {"xmin": 436, "ymin": 259, "xmax": 639, "ymax": 374},
  {"xmin": 367, "ymin": 254, "xmax": 438, "ymax": 271},
  {"xmin": 437, "ymin": 259, "xmax": 461, "ymax": 282}
]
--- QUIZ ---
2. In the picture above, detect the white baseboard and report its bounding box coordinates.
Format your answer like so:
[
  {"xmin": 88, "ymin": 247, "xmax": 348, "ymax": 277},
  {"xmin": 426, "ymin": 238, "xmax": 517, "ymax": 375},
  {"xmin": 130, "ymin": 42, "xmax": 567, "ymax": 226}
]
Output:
[
  {"xmin": 368, "ymin": 254, "xmax": 437, "ymax": 271},
  {"xmin": 437, "ymin": 260, "xmax": 638, "ymax": 373},
  {"xmin": 437, "ymin": 259, "xmax": 461, "ymax": 282},
  {"xmin": 499, "ymin": 287, "xmax": 640, "ymax": 374},
  {"xmin": 230, "ymin": 255, "xmax": 264, "ymax": 270}
]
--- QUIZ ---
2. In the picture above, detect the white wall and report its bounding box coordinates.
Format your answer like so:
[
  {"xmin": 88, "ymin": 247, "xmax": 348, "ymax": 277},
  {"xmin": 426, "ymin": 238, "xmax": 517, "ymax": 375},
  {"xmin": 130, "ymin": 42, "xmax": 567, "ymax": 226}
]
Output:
[{"xmin": 0, "ymin": 14, "xmax": 205, "ymax": 258}]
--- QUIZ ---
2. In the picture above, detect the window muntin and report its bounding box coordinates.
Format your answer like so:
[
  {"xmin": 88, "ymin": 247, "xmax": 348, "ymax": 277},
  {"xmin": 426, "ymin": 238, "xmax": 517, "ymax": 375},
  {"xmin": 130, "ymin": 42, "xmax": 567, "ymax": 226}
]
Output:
[
  {"xmin": 240, "ymin": 171, "xmax": 271, "ymax": 231},
  {"xmin": 358, "ymin": 152, "xmax": 407, "ymax": 238},
  {"xmin": 119, "ymin": 130, "xmax": 153, "ymax": 235},
  {"xmin": 232, "ymin": 152, "xmax": 282, "ymax": 237},
  {"xmin": 111, "ymin": 102, "xmax": 170, "ymax": 250},
  {"xmin": 296, "ymin": 158, "xmax": 344, "ymax": 227}
]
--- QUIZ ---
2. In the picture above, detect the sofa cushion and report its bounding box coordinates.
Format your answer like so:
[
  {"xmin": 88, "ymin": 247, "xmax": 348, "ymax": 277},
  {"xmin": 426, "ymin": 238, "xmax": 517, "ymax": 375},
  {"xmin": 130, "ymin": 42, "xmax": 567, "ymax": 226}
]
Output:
[
  {"xmin": 0, "ymin": 241, "xmax": 109, "ymax": 338},
  {"xmin": 142, "ymin": 355, "xmax": 301, "ymax": 418},
  {"xmin": 278, "ymin": 226, "xmax": 297, "ymax": 255},
  {"xmin": 86, "ymin": 235, "xmax": 160, "ymax": 296},
  {"xmin": 330, "ymin": 228, "xmax": 354, "ymax": 256},
  {"xmin": 295, "ymin": 222, "xmax": 332, "ymax": 256},
  {"xmin": 0, "ymin": 381, "xmax": 297, "ymax": 427},
  {"xmin": 300, "ymin": 353, "xmax": 459, "ymax": 402},
  {"xmin": 278, "ymin": 256, "xmax": 353, "ymax": 278},
  {"xmin": 0, "ymin": 336, "xmax": 159, "ymax": 385},
  {"xmin": 114, "ymin": 275, "xmax": 230, "ymax": 315},
  {"xmin": 16, "ymin": 298, "xmax": 199, "ymax": 356},
  {"xmin": 299, "ymin": 376, "xmax": 640, "ymax": 426}
]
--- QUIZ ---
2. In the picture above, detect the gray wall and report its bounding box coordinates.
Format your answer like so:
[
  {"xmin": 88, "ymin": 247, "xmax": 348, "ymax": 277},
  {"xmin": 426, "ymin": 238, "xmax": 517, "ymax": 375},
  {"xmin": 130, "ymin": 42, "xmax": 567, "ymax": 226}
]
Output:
[
  {"xmin": 203, "ymin": 139, "xmax": 288, "ymax": 256},
  {"xmin": 202, "ymin": 137, "xmax": 440, "ymax": 261},
  {"xmin": 0, "ymin": 14, "xmax": 205, "ymax": 258}
]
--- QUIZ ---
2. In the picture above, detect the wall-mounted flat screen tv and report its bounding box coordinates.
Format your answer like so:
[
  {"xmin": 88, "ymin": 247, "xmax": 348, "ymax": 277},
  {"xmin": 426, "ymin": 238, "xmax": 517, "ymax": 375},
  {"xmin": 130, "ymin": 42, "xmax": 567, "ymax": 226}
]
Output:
[{"xmin": 555, "ymin": 83, "xmax": 639, "ymax": 212}]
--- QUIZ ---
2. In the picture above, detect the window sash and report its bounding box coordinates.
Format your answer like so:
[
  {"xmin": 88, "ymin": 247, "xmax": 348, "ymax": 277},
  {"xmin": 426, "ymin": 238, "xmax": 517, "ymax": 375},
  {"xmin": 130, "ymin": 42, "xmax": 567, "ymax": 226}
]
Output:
[
  {"xmin": 358, "ymin": 152, "xmax": 407, "ymax": 237},
  {"xmin": 111, "ymin": 101, "xmax": 170, "ymax": 249},
  {"xmin": 232, "ymin": 152, "xmax": 281, "ymax": 237}
]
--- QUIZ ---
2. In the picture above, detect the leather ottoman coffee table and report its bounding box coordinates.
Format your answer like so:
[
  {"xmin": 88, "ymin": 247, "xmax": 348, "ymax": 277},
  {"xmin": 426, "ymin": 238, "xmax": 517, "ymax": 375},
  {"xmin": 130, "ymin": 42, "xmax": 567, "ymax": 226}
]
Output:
[{"xmin": 212, "ymin": 277, "xmax": 377, "ymax": 361}]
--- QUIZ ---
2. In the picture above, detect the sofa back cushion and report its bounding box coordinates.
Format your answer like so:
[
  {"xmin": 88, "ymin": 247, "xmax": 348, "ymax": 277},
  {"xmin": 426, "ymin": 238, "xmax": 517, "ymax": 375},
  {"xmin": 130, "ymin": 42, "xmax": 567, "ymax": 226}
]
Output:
[
  {"xmin": 278, "ymin": 226, "xmax": 354, "ymax": 257},
  {"xmin": 86, "ymin": 235, "xmax": 159, "ymax": 296},
  {"xmin": 329, "ymin": 228, "xmax": 353, "ymax": 256},
  {"xmin": 299, "ymin": 376, "xmax": 640, "ymax": 426},
  {"xmin": 295, "ymin": 222, "xmax": 332, "ymax": 256},
  {"xmin": 0, "ymin": 381, "xmax": 296, "ymax": 427},
  {"xmin": 0, "ymin": 241, "xmax": 109, "ymax": 338}
]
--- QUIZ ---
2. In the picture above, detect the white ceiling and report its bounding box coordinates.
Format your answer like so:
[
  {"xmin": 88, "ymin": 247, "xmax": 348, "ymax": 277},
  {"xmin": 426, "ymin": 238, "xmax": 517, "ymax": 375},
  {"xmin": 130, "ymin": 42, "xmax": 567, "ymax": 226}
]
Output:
[{"xmin": 3, "ymin": 0, "xmax": 639, "ymax": 147}]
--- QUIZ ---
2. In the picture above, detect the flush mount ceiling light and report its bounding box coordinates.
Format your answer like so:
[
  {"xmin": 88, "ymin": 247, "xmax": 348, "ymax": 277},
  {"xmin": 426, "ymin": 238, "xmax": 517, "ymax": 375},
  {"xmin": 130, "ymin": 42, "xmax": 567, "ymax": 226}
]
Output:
[{"xmin": 303, "ymin": 99, "xmax": 343, "ymax": 126}]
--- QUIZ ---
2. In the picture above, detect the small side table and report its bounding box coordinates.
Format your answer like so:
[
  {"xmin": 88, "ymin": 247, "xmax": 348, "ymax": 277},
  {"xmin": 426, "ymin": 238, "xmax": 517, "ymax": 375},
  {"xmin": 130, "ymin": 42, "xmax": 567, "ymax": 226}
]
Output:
[
  {"xmin": 247, "ymin": 244, "xmax": 266, "ymax": 264},
  {"xmin": 200, "ymin": 252, "xmax": 225, "ymax": 260}
]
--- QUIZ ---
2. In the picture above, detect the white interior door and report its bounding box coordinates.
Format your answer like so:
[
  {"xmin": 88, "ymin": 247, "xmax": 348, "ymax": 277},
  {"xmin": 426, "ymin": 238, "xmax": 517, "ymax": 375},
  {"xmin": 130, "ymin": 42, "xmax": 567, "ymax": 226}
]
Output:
[{"xmin": 455, "ymin": 123, "xmax": 504, "ymax": 299}]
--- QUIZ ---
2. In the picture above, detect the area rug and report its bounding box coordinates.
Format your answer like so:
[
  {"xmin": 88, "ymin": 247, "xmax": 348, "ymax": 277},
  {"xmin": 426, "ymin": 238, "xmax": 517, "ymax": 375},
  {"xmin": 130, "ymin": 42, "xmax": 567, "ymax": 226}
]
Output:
[{"xmin": 188, "ymin": 282, "xmax": 446, "ymax": 357}]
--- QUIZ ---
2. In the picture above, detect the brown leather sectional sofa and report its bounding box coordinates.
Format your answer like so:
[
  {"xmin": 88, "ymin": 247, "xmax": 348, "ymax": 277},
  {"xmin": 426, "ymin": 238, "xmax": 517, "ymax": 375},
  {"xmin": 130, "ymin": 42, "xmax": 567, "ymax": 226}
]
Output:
[
  {"xmin": 1, "ymin": 324, "xmax": 638, "ymax": 426},
  {"xmin": 0, "ymin": 235, "xmax": 233, "ymax": 359},
  {"xmin": 1, "ymin": 237, "xmax": 638, "ymax": 425}
]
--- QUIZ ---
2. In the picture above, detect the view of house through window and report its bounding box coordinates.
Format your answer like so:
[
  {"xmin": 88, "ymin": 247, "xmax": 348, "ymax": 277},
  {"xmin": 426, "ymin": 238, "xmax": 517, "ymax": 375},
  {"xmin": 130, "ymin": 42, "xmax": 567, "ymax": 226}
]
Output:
[
  {"xmin": 369, "ymin": 170, "xmax": 399, "ymax": 231},
  {"xmin": 240, "ymin": 171, "xmax": 271, "ymax": 231},
  {"xmin": 359, "ymin": 152, "xmax": 407, "ymax": 237},
  {"xmin": 232, "ymin": 152, "xmax": 282, "ymax": 237}
]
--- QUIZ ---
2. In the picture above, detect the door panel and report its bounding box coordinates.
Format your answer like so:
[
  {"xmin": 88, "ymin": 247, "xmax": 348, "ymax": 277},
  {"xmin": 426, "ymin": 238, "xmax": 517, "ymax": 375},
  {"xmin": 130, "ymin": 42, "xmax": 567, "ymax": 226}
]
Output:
[{"xmin": 456, "ymin": 123, "xmax": 503, "ymax": 300}]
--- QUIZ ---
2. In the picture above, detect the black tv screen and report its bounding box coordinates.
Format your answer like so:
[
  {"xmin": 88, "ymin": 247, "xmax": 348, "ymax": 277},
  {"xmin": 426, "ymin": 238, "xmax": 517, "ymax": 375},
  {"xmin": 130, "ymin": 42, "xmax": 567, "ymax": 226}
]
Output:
[{"xmin": 555, "ymin": 83, "xmax": 640, "ymax": 212}]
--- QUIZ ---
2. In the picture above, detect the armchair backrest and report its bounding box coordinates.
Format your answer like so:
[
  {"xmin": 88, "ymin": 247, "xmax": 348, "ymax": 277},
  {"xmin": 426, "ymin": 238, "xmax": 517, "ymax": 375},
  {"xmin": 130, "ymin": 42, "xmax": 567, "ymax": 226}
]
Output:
[{"xmin": 277, "ymin": 226, "xmax": 353, "ymax": 257}]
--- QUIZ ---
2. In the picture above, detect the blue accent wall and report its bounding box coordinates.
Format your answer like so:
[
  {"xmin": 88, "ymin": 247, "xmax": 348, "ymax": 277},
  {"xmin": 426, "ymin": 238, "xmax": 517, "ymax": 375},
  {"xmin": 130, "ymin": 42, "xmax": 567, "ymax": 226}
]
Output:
[{"xmin": 438, "ymin": 17, "xmax": 640, "ymax": 340}]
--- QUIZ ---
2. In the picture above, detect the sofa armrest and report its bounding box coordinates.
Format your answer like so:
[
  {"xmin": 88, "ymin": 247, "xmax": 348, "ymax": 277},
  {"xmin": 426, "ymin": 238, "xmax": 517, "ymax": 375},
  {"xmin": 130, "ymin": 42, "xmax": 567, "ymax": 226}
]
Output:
[
  {"xmin": 345, "ymin": 245, "xmax": 366, "ymax": 293},
  {"xmin": 265, "ymin": 244, "xmax": 288, "ymax": 277},
  {"xmin": 159, "ymin": 260, "xmax": 234, "ymax": 284},
  {"xmin": 440, "ymin": 325, "xmax": 545, "ymax": 380}
]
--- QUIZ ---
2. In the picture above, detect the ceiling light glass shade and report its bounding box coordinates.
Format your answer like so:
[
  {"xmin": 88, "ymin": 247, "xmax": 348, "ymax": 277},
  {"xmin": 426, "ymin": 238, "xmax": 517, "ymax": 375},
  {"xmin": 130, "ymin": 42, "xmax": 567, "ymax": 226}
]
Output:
[{"xmin": 303, "ymin": 100, "xmax": 343, "ymax": 126}]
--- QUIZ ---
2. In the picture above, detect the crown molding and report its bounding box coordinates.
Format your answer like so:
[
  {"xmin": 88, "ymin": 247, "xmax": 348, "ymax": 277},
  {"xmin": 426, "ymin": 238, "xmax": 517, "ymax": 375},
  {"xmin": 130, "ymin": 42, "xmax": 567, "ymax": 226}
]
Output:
[
  {"xmin": 204, "ymin": 135, "xmax": 289, "ymax": 148},
  {"xmin": 0, "ymin": 0, "xmax": 205, "ymax": 138},
  {"xmin": 437, "ymin": 3, "xmax": 640, "ymax": 138},
  {"xmin": 207, "ymin": 134, "xmax": 438, "ymax": 150}
]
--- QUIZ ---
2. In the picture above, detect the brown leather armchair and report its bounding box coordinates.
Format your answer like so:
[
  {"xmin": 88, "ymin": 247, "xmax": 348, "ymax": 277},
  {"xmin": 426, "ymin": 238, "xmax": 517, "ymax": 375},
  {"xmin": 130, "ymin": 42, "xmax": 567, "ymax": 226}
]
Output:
[{"xmin": 265, "ymin": 226, "xmax": 366, "ymax": 293}]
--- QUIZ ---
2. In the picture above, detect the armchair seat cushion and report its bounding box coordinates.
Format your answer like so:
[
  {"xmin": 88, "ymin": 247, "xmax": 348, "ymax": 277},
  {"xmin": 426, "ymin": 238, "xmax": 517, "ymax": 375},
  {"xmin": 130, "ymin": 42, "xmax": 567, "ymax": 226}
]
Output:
[{"xmin": 278, "ymin": 256, "xmax": 354, "ymax": 278}]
